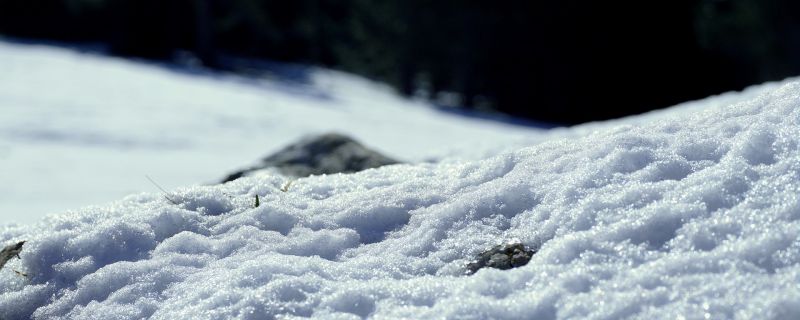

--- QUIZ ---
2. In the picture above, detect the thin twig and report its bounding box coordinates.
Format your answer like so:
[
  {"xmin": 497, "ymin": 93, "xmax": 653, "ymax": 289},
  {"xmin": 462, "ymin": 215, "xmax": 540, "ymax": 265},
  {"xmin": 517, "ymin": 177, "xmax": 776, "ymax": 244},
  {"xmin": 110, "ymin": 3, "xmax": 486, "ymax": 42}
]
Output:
[
  {"xmin": 280, "ymin": 180, "xmax": 294, "ymax": 192},
  {"xmin": 145, "ymin": 175, "xmax": 179, "ymax": 205}
]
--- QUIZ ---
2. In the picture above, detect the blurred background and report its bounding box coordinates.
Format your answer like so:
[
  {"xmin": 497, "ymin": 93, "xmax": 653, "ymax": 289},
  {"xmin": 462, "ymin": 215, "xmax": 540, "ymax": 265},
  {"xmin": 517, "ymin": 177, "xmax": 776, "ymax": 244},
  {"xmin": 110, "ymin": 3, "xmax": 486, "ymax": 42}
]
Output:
[{"xmin": 1, "ymin": 0, "xmax": 799, "ymax": 124}]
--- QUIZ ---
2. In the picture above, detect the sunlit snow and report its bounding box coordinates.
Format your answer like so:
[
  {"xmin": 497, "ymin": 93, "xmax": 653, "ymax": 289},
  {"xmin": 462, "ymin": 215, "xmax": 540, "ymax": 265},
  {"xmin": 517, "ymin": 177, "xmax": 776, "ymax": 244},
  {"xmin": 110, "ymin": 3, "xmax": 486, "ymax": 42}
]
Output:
[
  {"xmin": 0, "ymin": 41, "xmax": 544, "ymax": 224},
  {"xmin": 1, "ymin": 41, "xmax": 799, "ymax": 319}
]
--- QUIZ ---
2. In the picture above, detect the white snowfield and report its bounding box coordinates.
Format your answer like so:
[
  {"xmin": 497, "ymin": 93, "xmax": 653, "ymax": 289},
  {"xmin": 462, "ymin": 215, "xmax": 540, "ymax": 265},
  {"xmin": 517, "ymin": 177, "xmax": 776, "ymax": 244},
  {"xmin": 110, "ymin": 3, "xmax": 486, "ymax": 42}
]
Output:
[
  {"xmin": 1, "ymin": 41, "xmax": 800, "ymax": 319},
  {"xmin": 0, "ymin": 41, "xmax": 542, "ymax": 225}
]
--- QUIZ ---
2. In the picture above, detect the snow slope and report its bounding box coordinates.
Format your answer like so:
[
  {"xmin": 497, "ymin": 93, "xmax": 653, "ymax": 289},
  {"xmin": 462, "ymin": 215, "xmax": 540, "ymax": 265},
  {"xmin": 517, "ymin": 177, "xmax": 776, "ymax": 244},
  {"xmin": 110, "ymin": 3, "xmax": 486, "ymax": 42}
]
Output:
[
  {"xmin": 1, "ymin": 39, "xmax": 799, "ymax": 317},
  {"xmin": 0, "ymin": 41, "xmax": 544, "ymax": 225}
]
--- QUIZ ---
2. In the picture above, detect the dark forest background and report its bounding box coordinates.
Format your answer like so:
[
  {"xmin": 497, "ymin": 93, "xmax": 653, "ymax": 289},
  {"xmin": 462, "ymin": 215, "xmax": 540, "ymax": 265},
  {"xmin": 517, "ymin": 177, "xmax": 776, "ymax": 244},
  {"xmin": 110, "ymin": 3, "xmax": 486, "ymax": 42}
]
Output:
[{"xmin": 1, "ymin": 0, "xmax": 799, "ymax": 124}]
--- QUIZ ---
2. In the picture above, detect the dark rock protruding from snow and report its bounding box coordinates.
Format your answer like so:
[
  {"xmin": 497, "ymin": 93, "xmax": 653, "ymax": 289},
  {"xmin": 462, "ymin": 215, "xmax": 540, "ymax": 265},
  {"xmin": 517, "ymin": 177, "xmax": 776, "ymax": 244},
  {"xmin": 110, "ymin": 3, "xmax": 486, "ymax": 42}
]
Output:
[
  {"xmin": 0, "ymin": 240, "xmax": 25, "ymax": 271},
  {"xmin": 466, "ymin": 240, "xmax": 535, "ymax": 274},
  {"xmin": 223, "ymin": 133, "xmax": 399, "ymax": 182}
]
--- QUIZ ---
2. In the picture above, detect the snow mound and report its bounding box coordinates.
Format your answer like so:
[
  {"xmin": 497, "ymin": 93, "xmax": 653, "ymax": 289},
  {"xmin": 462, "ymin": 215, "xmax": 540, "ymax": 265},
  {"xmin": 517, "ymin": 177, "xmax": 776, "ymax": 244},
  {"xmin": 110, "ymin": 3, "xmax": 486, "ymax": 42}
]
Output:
[{"xmin": 2, "ymin": 82, "xmax": 800, "ymax": 319}]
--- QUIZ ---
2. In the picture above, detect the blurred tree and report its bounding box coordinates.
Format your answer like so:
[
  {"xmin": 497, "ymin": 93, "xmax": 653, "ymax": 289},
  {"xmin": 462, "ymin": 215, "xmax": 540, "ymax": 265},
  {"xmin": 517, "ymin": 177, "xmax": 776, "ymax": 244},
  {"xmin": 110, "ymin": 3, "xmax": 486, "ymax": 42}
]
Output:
[
  {"xmin": 1, "ymin": 0, "xmax": 798, "ymax": 123},
  {"xmin": 193, "ymin": 0, "xmax": 217, "ymax": 66},
  {"xmin": 695, "ymin": 0, "xmax": 800, "ymax": 85}
]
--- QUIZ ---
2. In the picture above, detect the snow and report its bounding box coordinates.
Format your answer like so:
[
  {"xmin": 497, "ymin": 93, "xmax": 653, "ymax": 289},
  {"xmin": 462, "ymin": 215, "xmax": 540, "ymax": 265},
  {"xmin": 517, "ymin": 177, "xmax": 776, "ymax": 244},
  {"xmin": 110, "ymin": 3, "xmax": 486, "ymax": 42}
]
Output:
[
  {"xmin": 2, "ymin": 40, "xmax": 800, "ymax": 319},
  {"xmin": 0, "ymin": 41, "xmax": 542, "ymax": 225}
]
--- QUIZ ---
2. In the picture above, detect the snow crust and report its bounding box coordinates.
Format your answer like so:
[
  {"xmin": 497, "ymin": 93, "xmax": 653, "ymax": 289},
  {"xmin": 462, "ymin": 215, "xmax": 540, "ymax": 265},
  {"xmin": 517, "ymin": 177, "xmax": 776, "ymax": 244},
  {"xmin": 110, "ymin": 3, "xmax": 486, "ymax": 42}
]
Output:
[{"xmin": 2, "ymin": 73, "xmax": 799, "ymax": 318}]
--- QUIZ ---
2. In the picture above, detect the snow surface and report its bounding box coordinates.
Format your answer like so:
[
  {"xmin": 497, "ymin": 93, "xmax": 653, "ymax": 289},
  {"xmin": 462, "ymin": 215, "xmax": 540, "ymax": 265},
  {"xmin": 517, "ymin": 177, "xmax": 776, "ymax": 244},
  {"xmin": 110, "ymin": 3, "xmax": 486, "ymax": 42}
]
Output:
[
  {"xmin": 2, "ymin": 40, "xmax": 800, "ymax": 319},
  {"xmin": 0, "ymin": 41, "xmax": 544, "ymax": 225}
]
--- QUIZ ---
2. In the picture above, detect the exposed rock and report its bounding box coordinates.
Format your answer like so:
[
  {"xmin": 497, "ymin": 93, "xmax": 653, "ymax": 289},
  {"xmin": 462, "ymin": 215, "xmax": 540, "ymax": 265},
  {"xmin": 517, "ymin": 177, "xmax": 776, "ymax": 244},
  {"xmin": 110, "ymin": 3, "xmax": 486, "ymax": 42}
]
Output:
[
  {"xmin": 466, "ymin": 240, "xmax": 535, "ymax": 274},
  {"xmin": 0, "ymin": 240, "xmax": 25, "ymax": 271},
  {"xmin": 222, "ymin": 133, "xmax": 399, "ymax": 182}
]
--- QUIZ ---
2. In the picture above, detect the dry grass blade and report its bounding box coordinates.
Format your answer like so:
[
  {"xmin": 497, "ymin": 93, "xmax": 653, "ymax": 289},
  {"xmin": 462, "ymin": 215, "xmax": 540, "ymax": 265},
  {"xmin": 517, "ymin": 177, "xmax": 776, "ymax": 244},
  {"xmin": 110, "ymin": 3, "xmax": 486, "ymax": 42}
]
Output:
[
  {"xmin": 280, "ymin": 180, "xmax": 294, "ymax": 192},
  {"xmin": 145, "ymin": 175, "xmax": 179, "ymax": 205}
]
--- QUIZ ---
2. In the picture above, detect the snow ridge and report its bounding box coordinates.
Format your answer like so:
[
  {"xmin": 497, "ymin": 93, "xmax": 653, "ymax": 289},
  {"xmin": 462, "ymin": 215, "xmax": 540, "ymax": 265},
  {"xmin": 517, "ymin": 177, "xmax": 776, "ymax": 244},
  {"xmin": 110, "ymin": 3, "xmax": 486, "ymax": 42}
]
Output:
[{"xmin": 2, "ymin": 81, "xmax": 800, "ymax": 318}]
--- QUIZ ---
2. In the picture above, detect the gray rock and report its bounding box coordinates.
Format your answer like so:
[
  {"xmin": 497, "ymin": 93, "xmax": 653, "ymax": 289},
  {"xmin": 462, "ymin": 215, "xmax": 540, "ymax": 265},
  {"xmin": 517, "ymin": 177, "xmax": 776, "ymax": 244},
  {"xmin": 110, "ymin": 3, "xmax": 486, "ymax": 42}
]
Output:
[
  {"xmin": 466, "ymin": 240, "xmax": 535, "ymax": 274},
  {"xmin": 222, "ymin": 133, "xmax": 399, "ymax": 182},
  {"xmin": 0, "ymin": 240, "xmax": 25, "ymax": 271}
]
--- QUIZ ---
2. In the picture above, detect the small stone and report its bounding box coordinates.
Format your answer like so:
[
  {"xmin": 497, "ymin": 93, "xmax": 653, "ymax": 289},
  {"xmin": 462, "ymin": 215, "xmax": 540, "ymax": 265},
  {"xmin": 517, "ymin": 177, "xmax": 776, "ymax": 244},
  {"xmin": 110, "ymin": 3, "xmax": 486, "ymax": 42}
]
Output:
[
  {"xmin": 465, "ymin": 240, "xmax": 535, "ymax": 274},
  {"xmin": 222, "ymin": 133, "xmax": 399, "ymax": 182},
  {"xmin": 0, "ymin": 240, "xmax": 25, "ymax": 271},
  {"xmin": 489, "ymin": 253, "xmax": 512, "ymax": 269}
]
